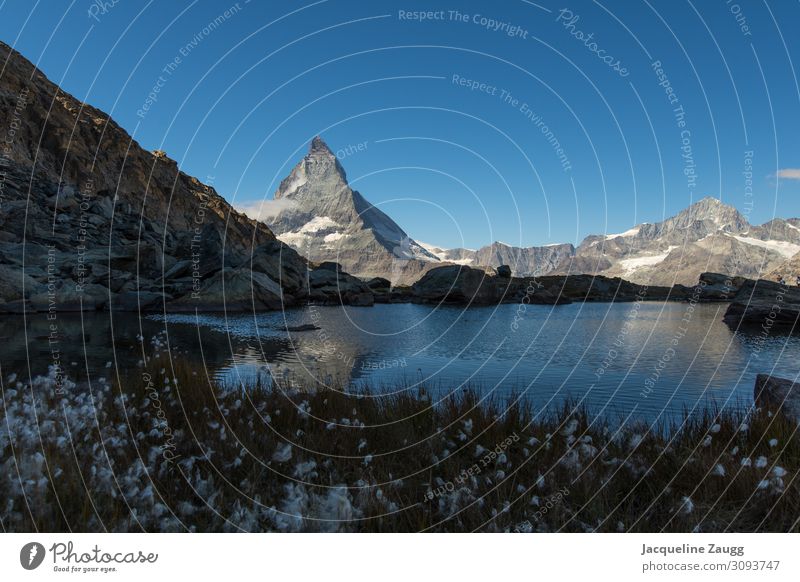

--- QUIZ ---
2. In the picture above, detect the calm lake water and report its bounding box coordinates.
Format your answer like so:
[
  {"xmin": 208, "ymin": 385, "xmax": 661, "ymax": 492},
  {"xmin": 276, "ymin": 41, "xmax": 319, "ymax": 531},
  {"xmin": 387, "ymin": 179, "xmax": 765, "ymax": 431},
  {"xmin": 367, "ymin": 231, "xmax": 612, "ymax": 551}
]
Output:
[{"xmin": 2, "ymin": 302, "xmax": 799, "ymax": 423}]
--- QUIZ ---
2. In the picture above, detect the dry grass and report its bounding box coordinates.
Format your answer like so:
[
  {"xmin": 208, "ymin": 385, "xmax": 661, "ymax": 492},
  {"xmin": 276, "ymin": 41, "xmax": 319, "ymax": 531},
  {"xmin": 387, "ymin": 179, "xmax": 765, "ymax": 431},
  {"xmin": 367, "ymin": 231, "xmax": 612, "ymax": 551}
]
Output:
[{"xmin": 1, "ymin": 354, "xmax": 798, "ymax": 532}]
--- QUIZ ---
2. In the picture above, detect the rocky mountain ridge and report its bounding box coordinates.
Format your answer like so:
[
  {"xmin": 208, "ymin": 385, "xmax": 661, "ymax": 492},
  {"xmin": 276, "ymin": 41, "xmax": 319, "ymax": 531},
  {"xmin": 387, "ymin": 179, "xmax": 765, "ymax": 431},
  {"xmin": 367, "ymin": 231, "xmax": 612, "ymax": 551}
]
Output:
[{"xmin": 561, "ymin": 197, "xmax": 800, "ymax": 285}]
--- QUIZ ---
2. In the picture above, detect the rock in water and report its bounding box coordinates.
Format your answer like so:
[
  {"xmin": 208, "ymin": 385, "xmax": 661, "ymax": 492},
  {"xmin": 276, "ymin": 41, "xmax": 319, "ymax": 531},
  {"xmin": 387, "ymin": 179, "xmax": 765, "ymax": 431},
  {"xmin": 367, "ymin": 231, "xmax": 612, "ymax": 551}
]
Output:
[
  {"xmin": 723, "ymin": 279, "xmax": 800, "ymax": 331},
  {"xmin": 695, "ymin": 272, "xmax": 747, "ymax": 301},
  {"xmin": 283, "ymin": 324, "xmax": 321, "ymax": 332},
  {"xmin": 411, "ymin": 265, "xmax": 507, "ymax": 305},
  {"xmin": 755, "ymin": 374, "xmax": 800, "ymax": 424},
  {"xmin": 308, "ymin": 262, "xmax": 374, "ymax": 306}
]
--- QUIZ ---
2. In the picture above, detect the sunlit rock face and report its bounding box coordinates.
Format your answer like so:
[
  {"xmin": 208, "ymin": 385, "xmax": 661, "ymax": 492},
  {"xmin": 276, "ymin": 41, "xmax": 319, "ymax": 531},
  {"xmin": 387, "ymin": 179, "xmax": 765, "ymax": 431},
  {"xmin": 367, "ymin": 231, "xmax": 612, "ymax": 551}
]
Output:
[{"xmin": 260, "ymin": 137, "xmax": 441, "ymax": 286}]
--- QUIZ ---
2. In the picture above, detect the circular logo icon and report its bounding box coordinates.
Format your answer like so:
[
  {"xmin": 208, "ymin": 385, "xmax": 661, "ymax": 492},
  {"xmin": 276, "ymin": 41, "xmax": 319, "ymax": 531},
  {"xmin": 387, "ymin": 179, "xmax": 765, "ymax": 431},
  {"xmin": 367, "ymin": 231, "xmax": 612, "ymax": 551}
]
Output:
[{"xmin": 20, "ymin": 542, "xmax": 46, "ymax": 570}]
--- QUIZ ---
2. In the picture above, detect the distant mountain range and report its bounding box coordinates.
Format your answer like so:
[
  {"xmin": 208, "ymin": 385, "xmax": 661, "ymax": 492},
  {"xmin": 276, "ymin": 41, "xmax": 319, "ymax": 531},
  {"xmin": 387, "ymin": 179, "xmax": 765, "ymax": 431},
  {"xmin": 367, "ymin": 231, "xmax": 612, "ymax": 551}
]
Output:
[
  {"xmin": 560, "ymin": 197, "xmax": 800, "ymax": 286},
  {"xmin": 248, "ymin": 138, "xmax": 800, "ymax": 287}
]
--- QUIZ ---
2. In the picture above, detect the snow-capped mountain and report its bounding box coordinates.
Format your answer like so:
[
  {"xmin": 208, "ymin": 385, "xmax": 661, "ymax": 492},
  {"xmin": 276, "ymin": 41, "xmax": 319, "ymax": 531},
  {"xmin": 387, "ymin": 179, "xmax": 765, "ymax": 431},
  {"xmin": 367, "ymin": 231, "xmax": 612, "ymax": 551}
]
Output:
[
  {"xmin": 244, "ymin": 138, "xmax": 800, "ymax": 287},
  {"xmin": 253, "ymin": 137, "xmax": 440, "ymax": 285},
  {"xmin": 246, "ymin": 137, "xmax": 581, "ymax": 284},
  {"xmin": 559, "ymin": 198, "xmax": 800, "ymax": 285},
  {"xmin": 418, "ymin": 196, "xmax": 800, "ymax": 285}
]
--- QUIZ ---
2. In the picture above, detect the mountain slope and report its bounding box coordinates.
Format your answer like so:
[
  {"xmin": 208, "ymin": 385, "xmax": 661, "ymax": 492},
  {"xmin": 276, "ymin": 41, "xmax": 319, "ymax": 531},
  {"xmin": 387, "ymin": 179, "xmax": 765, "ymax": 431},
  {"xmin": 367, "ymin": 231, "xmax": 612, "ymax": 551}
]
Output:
[
  {"xmin": 258, "ymin": 139, "xmax": 579, "ymax": 282},
  {"xmin": 260, "ymin": 137, "xmax": 441, "ymax": 285},
  {"xmin": 0, "ymin": 40, "xmax": 314, "ymax": 312},
  {"xmin": 557, "ymin": 197, "xmax": 799, "ymax": 285}
]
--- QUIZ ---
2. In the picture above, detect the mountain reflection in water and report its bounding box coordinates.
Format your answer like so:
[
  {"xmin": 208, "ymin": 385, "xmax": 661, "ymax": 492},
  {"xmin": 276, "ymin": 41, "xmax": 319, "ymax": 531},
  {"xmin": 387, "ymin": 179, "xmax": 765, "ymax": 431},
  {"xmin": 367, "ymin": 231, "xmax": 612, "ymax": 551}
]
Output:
[{"xmin": 1, "ymin": 302, "xmax": 798, "ymax": 423}]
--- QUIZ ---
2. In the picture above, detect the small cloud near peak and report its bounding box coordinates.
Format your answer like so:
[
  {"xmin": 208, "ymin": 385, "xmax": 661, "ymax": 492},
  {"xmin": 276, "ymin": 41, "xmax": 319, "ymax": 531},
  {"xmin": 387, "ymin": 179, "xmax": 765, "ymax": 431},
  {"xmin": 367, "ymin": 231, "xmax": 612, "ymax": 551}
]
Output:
[
  {"xmin": 237, "ymin": 198, "xmax": 298, "ymax": 222},
  {"xmin": 776, "ymin": 168, "xmax": 800, "ymax": 180}
]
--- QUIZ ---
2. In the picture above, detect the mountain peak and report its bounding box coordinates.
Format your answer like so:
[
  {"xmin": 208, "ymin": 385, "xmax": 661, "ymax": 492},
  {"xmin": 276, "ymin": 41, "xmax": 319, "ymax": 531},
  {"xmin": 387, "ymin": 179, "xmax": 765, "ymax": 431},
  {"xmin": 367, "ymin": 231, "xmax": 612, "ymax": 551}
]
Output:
[
  {"xmin": 310, "ymin": 135, "xmax": 335, "ymax": 157},
  {"xmin": 679, "ymin": 196, "xmax": 745, "ymax": 226},
  {"xmin": 692, "ymin": 196, "xmax": 726, "ymax": 208},
  {"xmin": 307, "ymin": 135, "xmax": 347, "ymax": 182},
  {"xmin": 265, "ymin": 138, "xmax": 440, "ymax": 281}
]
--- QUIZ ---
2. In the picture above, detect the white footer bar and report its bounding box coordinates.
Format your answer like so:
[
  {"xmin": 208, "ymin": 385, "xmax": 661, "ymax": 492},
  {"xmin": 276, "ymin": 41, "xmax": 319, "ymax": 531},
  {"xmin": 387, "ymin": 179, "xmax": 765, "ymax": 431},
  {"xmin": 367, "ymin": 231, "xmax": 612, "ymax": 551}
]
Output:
[{"xmin": 1, "ymin": 533, "xmax": 796, "ymax": 580}]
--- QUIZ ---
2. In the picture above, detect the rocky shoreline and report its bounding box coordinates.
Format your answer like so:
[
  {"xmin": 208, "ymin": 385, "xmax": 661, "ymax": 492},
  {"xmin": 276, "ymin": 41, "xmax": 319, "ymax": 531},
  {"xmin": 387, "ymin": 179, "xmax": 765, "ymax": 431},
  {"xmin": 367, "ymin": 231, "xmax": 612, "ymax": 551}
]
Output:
[
  {"xmin": 403, "ymin": 266, "xmax": 743, "ymax": 306},
  {"xmin": 723, "ymin": 279, "xmax": 800, "ymax": 331}
]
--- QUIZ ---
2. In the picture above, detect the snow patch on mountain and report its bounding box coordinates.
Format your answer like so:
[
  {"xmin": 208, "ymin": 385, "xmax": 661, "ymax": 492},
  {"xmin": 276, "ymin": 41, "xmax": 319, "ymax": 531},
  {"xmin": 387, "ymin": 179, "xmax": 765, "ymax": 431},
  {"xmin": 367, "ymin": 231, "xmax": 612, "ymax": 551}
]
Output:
[
  {"xmin": 618, "ymin": 246, "xmax": 678, "ymax": 275},
  {"xmin": 417, "ymin": 241, "xmax": 446, "ymax": 256},
  {"xmin": 301, "ymin": 216, "xmax": 340, "ymax": 232},
  {"xmin": 277, "ymin": 216, "xmax": 343, "ymax": 248},
  {"xmin": 280, "ymin": 174, "xmax": 308, "ymax": 198},
  {"xmin": 606, "ymin": 226, "xmax": 643, "ymax": 239},
  {"xmin": 417, "ymin": 241, "xmax": 474, "ymax": 260},
  {"xmin": 418, "ymin": 241, "xmax": 476, "ymax": 257},
  {"xmin": 728, "ymin": 235, "xmax": 800, "ymax": 258},
  {"xmin": 388, "ymin": 237, "xmax": 440, "ymax": 261},
  {"xmin": 323, "ymin": 232, "xmax": 345, "ymax": 243}
]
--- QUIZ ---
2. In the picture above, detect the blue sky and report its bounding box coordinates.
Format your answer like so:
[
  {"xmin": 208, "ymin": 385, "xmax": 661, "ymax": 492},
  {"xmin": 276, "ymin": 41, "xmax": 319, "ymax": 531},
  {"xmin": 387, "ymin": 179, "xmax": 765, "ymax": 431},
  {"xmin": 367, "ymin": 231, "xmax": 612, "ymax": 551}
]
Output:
[{"xmin": 2, "ymin": 0, "xmax": 799, "ymax": 249}]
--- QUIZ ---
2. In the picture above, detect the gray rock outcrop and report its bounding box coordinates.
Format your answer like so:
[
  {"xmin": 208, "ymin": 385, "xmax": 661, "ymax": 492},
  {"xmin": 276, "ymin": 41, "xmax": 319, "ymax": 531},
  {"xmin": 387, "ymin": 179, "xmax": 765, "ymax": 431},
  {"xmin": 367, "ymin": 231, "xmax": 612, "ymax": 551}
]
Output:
[
  {"xmin": 411, "ymin": 265, "xmax": 570, "ymax": 305},
  {"xmin": 723, "ymin": 279, "xmax": 800, "ymax": 331},
  {"xmin": 308, "ymin": 262, "xmax": 374, "ymax": 307}
]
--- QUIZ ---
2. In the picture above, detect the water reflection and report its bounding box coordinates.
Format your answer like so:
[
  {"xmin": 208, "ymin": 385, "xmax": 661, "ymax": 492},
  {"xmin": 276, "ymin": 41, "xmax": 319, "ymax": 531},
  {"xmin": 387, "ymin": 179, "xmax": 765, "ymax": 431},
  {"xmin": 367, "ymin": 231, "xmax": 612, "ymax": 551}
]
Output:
[{"xmin": 1, "ymin": 301, "xmax": 798, "ymax": 422}]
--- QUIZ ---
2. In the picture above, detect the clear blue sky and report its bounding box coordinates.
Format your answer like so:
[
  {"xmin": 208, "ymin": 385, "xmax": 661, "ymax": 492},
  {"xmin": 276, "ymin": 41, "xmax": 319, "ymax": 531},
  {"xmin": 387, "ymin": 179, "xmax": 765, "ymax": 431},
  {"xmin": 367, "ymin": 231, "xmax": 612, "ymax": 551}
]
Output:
[{"xmin": 2, "ymin": 0, "xmax": 799, "ymax": 249}]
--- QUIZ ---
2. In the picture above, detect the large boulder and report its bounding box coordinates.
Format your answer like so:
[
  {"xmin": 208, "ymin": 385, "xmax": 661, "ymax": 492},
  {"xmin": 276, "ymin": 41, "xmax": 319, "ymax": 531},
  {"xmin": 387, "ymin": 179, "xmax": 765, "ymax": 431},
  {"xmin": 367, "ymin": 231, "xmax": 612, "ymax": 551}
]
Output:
[
  {"xmin": 412, "ymin": 265, "xmax": 505, "ymax": 304},
  {"xmin": 249, "ymin": 239, "xmax": 309, "ymax": 298},
  {"xmin": 504, "ymin": 278, "xmax": 572, "ymax": 305},
  {"xmin": 723, "ymin": 279, "xmax": 800, "ymax": 331},
  {"xmin": 496, "ymin": 264, "xmax": 512, "ymax": 278},
  {"xmin": 695, "ymin": 272, "xmax": 747, "ymax": 301},
  {"xmin": 537, "ymin": 274, "xmax": 655, "ymax": 302},
  {"xmin": 366, "ymin": 277, "xmax": 391, "ymax": 291},
  {"xmin": 366, "ymin": 277, "xmax": 392, "ymax": 303},
  {"xmin": 411, "ymin": 266, "xmax": 578, "ymax": 306},
  {"xmin": 308, "ymin": 262, "xmax": 374, "ymax": 306},
  {"xmin": 755, "ymin": 374, "xmax": 800, "ymax": 424},
  {"xmin": 167, "ymin": 267, "xmax": 288, "ymax": 312}
]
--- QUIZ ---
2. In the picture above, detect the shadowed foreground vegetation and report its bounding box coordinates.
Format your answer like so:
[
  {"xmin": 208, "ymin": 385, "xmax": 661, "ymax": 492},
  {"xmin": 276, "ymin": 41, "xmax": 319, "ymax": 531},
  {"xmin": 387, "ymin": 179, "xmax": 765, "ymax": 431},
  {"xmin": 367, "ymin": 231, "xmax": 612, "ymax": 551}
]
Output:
[{"xmin": 1, "ymin": 355, "xmax": 798, "ymax": 533}]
